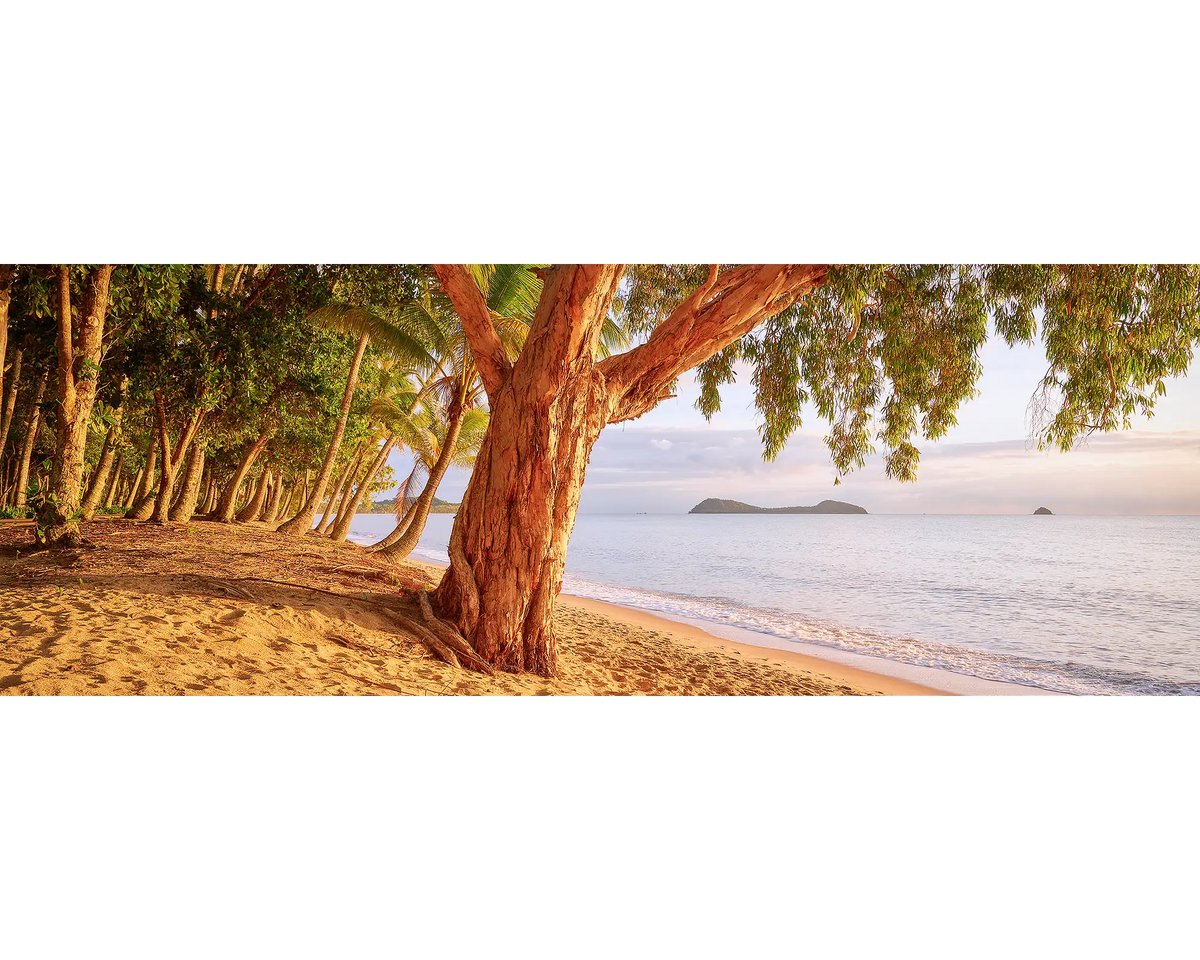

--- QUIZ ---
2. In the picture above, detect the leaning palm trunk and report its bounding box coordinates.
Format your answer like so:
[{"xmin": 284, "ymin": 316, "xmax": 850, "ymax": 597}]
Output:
[
  {"xmin": 329, "ymin": 439, "xmax": 395, "ymax": 543},
  {"xmin": 376, "ymin": 403, "xmax": 464, "ymax": 561},
  {"xmin": 277, "ymin": 331, "xmax": 370, "ymax": 537},
  {"xmin": 366, "ymin": 467, "xmax": 421, "ymax": 553},
  {"xmin": 324, "ymin": 445, "xmax": 372, "ymax": 537},
  {"xmin": 315, "ymin": 442, "xmax": 364, "ymax": 535}
]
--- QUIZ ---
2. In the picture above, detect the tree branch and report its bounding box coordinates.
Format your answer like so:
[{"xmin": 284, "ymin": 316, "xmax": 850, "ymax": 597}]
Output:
[
  {"xmin": 241, "ymin": 265, "xmax": 282, "ymax": 312},
  {"xmin": 600, "ymin": 264, "xmax": 828, "ymax": 424},
  {"xmin": 433, "ymin": 264, "xmax": 511, "ymax": 402}
]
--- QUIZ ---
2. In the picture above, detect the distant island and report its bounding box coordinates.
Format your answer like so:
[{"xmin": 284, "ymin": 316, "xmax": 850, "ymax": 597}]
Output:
[
  {"xmin": 689, "ymin": 498, "xmax": 868, "ymax": 515},
  {"xmin": 1033, "ymin": 506, "xmax": 1054, "ymax": 515}
]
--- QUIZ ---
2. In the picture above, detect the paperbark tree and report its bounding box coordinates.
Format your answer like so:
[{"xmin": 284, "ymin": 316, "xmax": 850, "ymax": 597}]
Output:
[
  {"xmin": 38, "ymin": 265, "xmax": 116, "ymax": 546},
  {"xmin": 168, "ymin": 439, "xmax": 207, "ymax": 521},
  {"xmin": 426, "ymin": 264, "xmax": 827, "ymax": 674},
  {"xmin": 15, "ymin": 369, "xmax": 49, "ymax": 510},
  {"xmin": 79, "ymin": 377, "xmax": 129, "ymax": 521}
]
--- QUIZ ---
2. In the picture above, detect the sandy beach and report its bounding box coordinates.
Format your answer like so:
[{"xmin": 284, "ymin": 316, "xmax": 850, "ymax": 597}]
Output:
[{"xmin": 0, "ymin": 518, "xmax": 963, "ymax": 696}]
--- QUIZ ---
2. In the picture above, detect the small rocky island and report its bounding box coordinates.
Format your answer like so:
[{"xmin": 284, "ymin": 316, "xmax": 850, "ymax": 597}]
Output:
[
  {"xmin": 690, "ymin": 498, "xmax": 868, "ymax": 515},
  {"xmin": 1033, "ymin": 506, "xmax": 1054, "ymax": 515}
]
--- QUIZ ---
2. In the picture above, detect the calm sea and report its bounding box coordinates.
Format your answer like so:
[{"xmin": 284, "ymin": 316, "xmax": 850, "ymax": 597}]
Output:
[{"xmin": 343, "ymin": 513, "xmax": 1200, "ymax": 695}]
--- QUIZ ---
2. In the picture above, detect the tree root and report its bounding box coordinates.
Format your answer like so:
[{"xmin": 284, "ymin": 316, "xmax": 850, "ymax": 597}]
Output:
[{"xmin": 415, "ymin": 590, "xmax": 495, "ymax": 675}]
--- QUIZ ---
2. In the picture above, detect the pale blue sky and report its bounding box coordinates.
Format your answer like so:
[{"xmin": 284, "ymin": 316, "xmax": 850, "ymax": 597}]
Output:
[{"xmin": 380, "ymin": 335, "xmax": 1200, "ymax": 515}]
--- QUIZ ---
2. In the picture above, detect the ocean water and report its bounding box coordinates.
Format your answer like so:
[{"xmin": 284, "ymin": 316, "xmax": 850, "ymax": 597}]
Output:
[{"xmin": 343, "ymin": 512, "xmax": 1200, "ymax": 696}]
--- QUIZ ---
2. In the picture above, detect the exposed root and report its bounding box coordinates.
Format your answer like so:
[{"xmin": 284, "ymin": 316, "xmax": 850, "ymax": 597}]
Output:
[
  {"xmin": 416, "ymin": 590, "xmax": 495, "ymax": 676},
  {"xmin": 381, "ymin": 612, "xmax": 460, "ymax": 672}
]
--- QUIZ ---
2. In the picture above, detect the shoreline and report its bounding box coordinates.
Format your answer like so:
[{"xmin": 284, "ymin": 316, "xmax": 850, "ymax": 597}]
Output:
[
  {"xmin": 405, "ymin": 558, "xmax": 1059, "ymax": 697},
  {"xmin": 2, "ymin": 520, "xmax": 887, "ymax": 696}
]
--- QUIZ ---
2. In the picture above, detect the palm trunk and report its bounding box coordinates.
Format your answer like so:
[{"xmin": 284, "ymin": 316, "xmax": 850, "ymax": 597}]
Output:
[
  {"xmin": 323, "ymin": 444, "xmax": 370, "ymax": 536},
  {"xmin": 277, "ymin": 331, "xmax": 370, "ymax": 536},
  {"xmin": 315, "ymin": 442, "xmax": 364, "ymax": 534},
  {"xmin": 378, "ymin": 405, "xmax": 465, "ymax": 562},
  {"xmin": 125, "ymin": 436, "xmax": 160, "ymax": 520},
  {"xmin": 329, "ymin": 438, "xmax": 395, "ymax": 544},
  {"xmin": 260, "ymin": 470, "xmax": 284, "ymax": 524}
]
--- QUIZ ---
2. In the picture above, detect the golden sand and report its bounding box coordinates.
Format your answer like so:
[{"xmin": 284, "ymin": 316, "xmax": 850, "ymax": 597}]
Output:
[{"xmin": 0, "ymin": 519, "xmax": 939, "ymax": 696}]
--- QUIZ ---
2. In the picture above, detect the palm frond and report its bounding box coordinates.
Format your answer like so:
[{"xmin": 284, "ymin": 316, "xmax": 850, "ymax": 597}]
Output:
[
  {"xmin": 486, "ymin": 264, "xmax": 544, "ymax": 319},
  {"xmin": 597, "ymin": 313, "xmax": 633, "ymax": 359},
  {"xmin": 308, "ymin": 303, "xmax": 434, "ymax": 367}
]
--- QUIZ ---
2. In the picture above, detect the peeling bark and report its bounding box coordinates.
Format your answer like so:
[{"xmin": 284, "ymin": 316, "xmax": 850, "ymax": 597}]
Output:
[{"xmin": 431, "ymin": 263, "xmax": 829, "ymax": 675}]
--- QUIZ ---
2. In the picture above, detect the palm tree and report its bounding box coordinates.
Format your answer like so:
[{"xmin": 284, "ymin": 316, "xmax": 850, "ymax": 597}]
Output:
[
  {"xmin": 360, "ymin": 265, "xmax": 537, "ymax": 558},
  {"xmin": 275, "ymin": 300, "xmax": 432, "ymax": 537},
  {"xmin": 370, "ymin": 399, "xmax": 490, "ymax": 558}
]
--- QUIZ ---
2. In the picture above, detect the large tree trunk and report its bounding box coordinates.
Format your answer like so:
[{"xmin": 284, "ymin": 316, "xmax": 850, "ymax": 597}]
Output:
[
  {"xmin": 39, "ymin": 265, "xmax": 116, "ymax": 546},
  {"xmin": 14, "ymin": 370, "xmax": 49, "ymax": 511},
  {"xmin": 329, "ymin": 438, "xmax": 395, "ymax": 544},
  {"xmin": 277, "ymin": 331, "xmax": 370, "ymax": 536},
  {"xmin": 429, "ymin": 263, "xmax": 827, "ymax": 675}
]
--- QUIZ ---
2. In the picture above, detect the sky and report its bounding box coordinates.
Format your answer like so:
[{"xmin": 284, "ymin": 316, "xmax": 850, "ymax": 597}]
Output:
[{"xmin": 379, "ymin": 334, "xmax": 1200, "ymax": 516}]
